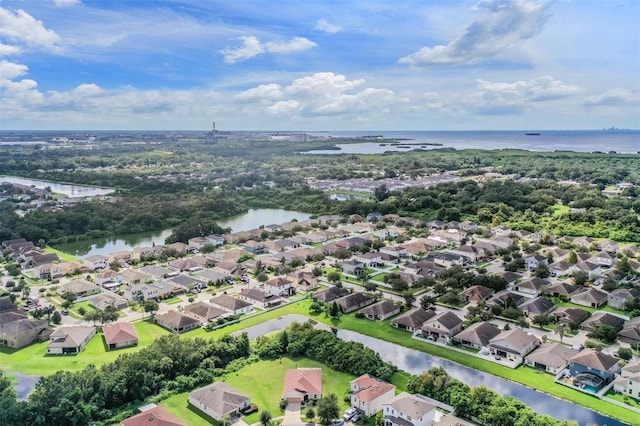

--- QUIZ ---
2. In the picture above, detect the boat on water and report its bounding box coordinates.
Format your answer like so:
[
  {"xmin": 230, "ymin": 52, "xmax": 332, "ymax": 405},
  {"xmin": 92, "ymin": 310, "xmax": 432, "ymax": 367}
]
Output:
[{"xmin": 525, "ymin": 132, "xmax": 541, "ymax": 136}]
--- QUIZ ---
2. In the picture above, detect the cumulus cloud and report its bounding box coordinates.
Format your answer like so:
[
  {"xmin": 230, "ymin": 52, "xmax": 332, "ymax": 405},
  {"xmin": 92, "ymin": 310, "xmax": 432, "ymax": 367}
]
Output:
[
  {"xmin": 399, "ymin": 0, "xmax": 550, "ymax": 66},
  {"xmin": 0, "ymin": 42, "xmax": 21, "ymax": 56},
  {"xmin": 235, "ymin": 83, "xmax": 282, "ymax": 102},
  {"xmin": 315, "ymin": 19, "xmax": 341, "ymax": 33},
  {"xmin": 221, "ymin": 35, "xmax": 316, "ymax": 63},
  {"xmin": 267, "ymin": 100, "xmax": 300, "ymax": 115},
  {"xmin": 584, "ymin": 88, "xmax": 637, "ymax": 107},
  {"xmin": 0, "ymin": 7, "xmax": 62, "ymax": 53}
]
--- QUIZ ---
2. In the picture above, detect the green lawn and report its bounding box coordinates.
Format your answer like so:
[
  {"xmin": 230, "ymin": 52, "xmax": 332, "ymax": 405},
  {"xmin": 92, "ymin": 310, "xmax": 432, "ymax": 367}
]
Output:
[
  {"xmin": 605, "ymin": 390, "xmax": 640, "ymax": 410},
  {"xmin": 552, "ymin": 204, "xmax": 570, "ymax": 217},
  {"xmin": 43, "ymin": 246, "xmax": 79, "ymax": 263},
  {"xmin": 163, "ymin": 296, "xmax": 182, "ymax": 305},
  {"xmin": 601, "ymin": 305, "xmax": 629, "ymax": 316},
  {"xmin": 371, "ymin": 273, "xmax": 387, "ymax": 282},
  {"xmin": 162, "ymin": 357, "xmax": 359, "ymax": 426}
]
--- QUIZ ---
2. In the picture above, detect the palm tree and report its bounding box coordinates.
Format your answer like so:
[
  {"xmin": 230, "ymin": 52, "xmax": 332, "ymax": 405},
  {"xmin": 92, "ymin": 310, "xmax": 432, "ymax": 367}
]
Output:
[{"xmin": 554, "ymin": 323, "xmax": 567, "ymax": 343}]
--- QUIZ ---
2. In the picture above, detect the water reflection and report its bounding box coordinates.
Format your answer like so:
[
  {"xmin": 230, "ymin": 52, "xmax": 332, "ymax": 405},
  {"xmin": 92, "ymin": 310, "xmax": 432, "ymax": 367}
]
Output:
[{"xmin": 10, "ymin": 371, "xmax": 40, "ymax": 400}]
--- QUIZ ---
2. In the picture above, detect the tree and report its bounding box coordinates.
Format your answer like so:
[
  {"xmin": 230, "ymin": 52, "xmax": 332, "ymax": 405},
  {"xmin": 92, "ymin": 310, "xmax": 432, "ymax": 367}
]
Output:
[
  {"xmin": 317, "ymin": 393, "xmax": 340, "ymax": 425},
  {"xmin": 532, "ymin": 315, "xmax": 553, "ymax": 327},
  {"xmin": 60, "ymin": 291, "xmax": 77, "ymax": 309},
  {"xmin": 568, "ymin": 251, "xmax": 578, "ymax": 264},
  {"xmin": 260, "ymin": 410, "xmax": 272, "ymax": 426},
  {"xmin": 554, "ymin": 323, "xmax": 567, "ymax": 343},
  {"xmin": 51, "ymin": 310, "xmax": 61, "ymax": 324},
  {"xmin": 329, "ymin": 301, "xmax": 340, "ymax": 318},
  {"xmin": 572, "ymin": 270, "xmax": 589, "ymax": 286},
  {"xmin": 534, "ymin": 263, "xmax": 550, "ymax": 279},
  {"xmin": 402, "ymin": 291, "xmax": 415, "ymax": 308},
  {"xmin": 256, "ymin": 272, "xmax": 269, "ymax": 283},
  {"xmin": 420, "ymin": 295, "xmax": 436, "ymax": 310},
  {"xmin": 617, "ymin": 347, "xmax": 633, "ymax": 360},
  {"xmin": 143, "ymin": 300, "xmax": 159, "ymax": 319},
  {"xmin": 374, "ymin": 184, "xmax": 390, "ymax": 201},
  {"xmin": 327, "ymin": 271, "xmax": 341, "ymax": 284}
]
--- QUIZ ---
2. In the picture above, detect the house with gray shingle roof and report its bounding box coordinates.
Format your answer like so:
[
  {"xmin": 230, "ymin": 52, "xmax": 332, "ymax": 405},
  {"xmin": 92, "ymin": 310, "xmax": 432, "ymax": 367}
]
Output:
[
  {"xmin": 571, "ymin": 288, "xmax": 608, "ymax": 308},
  {"xmin": 361, "ymin": 299, "xmax": 400, "ymax": 321},
  {"xmin": 382, "ymin": 392, "xmax": 438, "ymax": 426},
  {"xmin": 391, "ymin": 308, "xmax": 435, "ymax": 332},
  {"xmin": 569, "ymin": 349, "xmax": 620, "ymax": 391},
  {"xmin": 552, "ymin": 307, "xmax": 590, "ymax": 327},
  {"xmin": 452, "ymin": 321, "xmax": 501, "ymax": 349},
  {"xmin": 421, "ymin": 311, "xmax": 463, "ymax": 340},
  {"xmin": 47, "ymin": 326, "xmax": 96, "ymax": 355},
  {"xmin": 525, "ymin": 343, "xmax": 578, "ymax": 374},
  {"xmin": 580, "ymin": 312, "xmax": 625, "ymax": 332},
  {"xmin": 518, "ymin": 296, "xmax": 555, "ymax": 317},
  {"xmin": 488, "ymin": 328, "xmax": 539, "ymax": 364},
  {"xmin": 188, "ymin": 382, "xmax": 251, "ymax": 421},
  {"xmin": 334, "ymin": 292, "xmax": 374, "ymax": 313},
  {"xmin": 155, "ymin": 310, "xmax": 200, "ymax": 334},
  {"xmin": 209, "ymin": 294, "xmax": 253, "ymax": 315}
]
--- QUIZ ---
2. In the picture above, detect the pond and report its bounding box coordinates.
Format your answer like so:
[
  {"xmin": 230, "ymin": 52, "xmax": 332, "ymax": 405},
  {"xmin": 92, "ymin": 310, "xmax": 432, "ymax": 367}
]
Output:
[
  {"xmin": 10, "ymin": 371, "xmax": 40, "ymax": 400},
  {"xmin": 237, "ymin": 315, "xmax": 624, "ymax": 426},
  {"xmin": 0, "ymin": 175, "xmax": 113, "ymax": 198},
  {"xmin": 54, "ymin": 208, "xmax": 311, "ymax": 258}
]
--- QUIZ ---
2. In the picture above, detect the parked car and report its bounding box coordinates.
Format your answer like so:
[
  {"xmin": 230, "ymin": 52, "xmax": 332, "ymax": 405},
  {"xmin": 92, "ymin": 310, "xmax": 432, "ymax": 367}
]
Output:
[
  {"xmin": 61, "ymin": 310, "xmax": 69, "ymax": 316},
  {"xmin": 351, "ymin": 412, "xmax": 363, "ymax": 423},
  {"xmin": 343, "ymin": 408, "xmax": 357, "ymax": 421}
]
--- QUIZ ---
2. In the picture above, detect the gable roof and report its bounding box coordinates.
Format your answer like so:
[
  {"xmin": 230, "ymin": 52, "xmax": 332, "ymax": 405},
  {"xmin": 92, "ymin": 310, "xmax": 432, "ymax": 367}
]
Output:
[
  {"xmin": 155, "ymin": 311, "xmax": 200, "ymax": 329},
  {"xmin": 525, "ymin": 342, "xmax": 579, "ymax": 369},
  {"xmin": 571, "ymin": 349, "xmax": 619, "ymax": 371},
  {"xmin": 351, "ymin": 374, "xmax": 395, "ymax": 403},
  {"xmin": 581, "ymin": 312, "xmax": 625, "ymax": 330},
  {"xmin": 518, "ymin": 297, "xmax": 555, "ymax": 315},
  {"xmin": 189, "ymin": 382, "xmax": 250, "ymax": 418},
  {"xmin": 385, "ymin": 392, "xmax": 435, "ymax": 419},
  {"xmin": 489, "ymin": 328, "xmax": 539, "ymax": 354},
  {"xmin": 0, "ymin": 319, "xmax": 48, "ymax": 337},
  {"xmin": 552, "ymin": 307, "xmax": 590, "ymax": 325},
  {"xmin": 122, "ymin": 406, "xmax": 186, "ymax": 426},
  {"xmin": 391, "ymin": 308, "xmax": 436, "ymax": 329},
  {"xmin": 103, "ymin": 322, "xmax": 138, "ymax": 345},
  {"xmin": 361, "ymin": 299, "xmax": 399, "ymax": 317},
  {"xmin": 313, "ymin": 287, "xmax": 350, "ymax": 303},
  {"xmin": 49, "ymin": 326, "xmax": 95, "ymax": 348},
  {"xmin": 210, "ymin": 294, "xmax": 252, "ymax": 311},
  {"xmin": 547, "ymin": 282, "xmax": 579, "ymax": 296},
  {"xmin": 424, "ymin": 311, "xmax": 463, "ymax": 330},
  {"xmin": 334, "ymin": 292, "xmax": 373, "ymax": 311},
  {"xmin": 184, "ymin": 302, "xmax": 226, "ymax": 321}
]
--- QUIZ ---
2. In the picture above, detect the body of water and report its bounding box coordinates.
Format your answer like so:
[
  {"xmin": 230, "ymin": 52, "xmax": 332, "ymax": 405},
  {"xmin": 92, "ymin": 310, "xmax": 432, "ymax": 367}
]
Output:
[
  {"xmin": 239, "ymin": 315, "xmax": 624, "ymax": 426},
  {"xmin": 54, "ymin": 208, "xmax": 311, "ymax": 258},
  {"xmin": 306, "ymin": 130, "xmax": 640, "ymax": 154},
  {"xmin": 10, "ymin": 371, "xmax": 40, "ymax": 400},
  {"xmin": 0, "ymin": 175, "xmax": 113, "ymax": 198}
]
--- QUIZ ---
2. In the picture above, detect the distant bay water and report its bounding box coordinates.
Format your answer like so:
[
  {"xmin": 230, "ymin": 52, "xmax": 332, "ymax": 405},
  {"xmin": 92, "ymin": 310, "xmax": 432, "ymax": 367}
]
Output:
[{"xmin": 306, "ymin": 130, "xmax": 640, "ymax": 154}]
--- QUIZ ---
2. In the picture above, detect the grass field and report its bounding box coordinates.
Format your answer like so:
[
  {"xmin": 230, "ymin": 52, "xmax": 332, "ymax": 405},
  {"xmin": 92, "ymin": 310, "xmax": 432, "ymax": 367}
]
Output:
[
  {"xmin": 43, "ymin": 246, "xmax": 79, "ymax": 263},
  {"xmin": 161, "ymin": 357, "xmax": 359, "ymax": 426}
]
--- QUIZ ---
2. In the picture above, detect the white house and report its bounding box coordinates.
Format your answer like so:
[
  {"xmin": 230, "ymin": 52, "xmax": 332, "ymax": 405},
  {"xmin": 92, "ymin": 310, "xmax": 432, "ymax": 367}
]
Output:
[
  {"xmin": 351, "ymin": 374, "xmax": 396, "ymax": 416},
  {"xmin": 382, "ymin": 392, "xmax": 438, "ymax": 426},
  {"xmin": 264, "ymin": 277, "xmax": 295, "ymax": 297},
  {"xmin": 84, "ymin": 254, "xmax": 109, "ymax": 270}
]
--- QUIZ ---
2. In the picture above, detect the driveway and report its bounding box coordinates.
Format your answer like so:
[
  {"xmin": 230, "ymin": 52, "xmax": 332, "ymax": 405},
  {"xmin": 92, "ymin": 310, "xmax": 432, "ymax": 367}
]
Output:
[{"xmin": 281, "ymin": 401, "xmax": 303, "ymax": 426}]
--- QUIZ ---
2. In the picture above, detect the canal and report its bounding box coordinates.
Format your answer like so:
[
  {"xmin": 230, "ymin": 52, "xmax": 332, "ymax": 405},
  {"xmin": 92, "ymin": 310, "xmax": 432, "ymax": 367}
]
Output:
[
  {"xmin": 0, "ymin": 175, "xmax": 113, "ymax": 198},
  {"xmin": 237, "ymin": 315, "xmax": 625, "ymax": 426}
]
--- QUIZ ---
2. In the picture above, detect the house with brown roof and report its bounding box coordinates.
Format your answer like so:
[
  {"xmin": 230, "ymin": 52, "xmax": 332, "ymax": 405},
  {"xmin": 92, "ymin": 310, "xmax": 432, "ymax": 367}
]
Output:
[
  {"xmin": 525, "ymin": 343, "xmax": 578, "ymax": 374},
  {"xmin": 0, "ymin": 318, "xmax": 50, "ymax": 349},
  {"xmin": 155, "ymin": 310, "xmax": 200, "ymax": 334},
  {"xmin": 287, "ymin": 271, "xmax": 319, "ymax": 292},
  {"xmin": 47, "ymin": 326, "xmax": 96, "ymax": 355},
  {"xmin": 188, "ymin": 381, "xmax": 251, "ymax": 421},
  {"xmin": 33, "ymin": 263, "xmax": 65, "ymax": 281},
  {"xmin": 58, "ymin": 279, "xmax": 101, "ymax": 298},
  {"xmin": 121, "ymin": 405, "xmax": 186, "ymax": 426},
  {"xmin": 265, "ymin": 276, "xmax": 295, "ymax": 297},
  {"xmin": 580, "ymin": 312, "xmax": 625, "ymax": 332},
  {"xmin": 421, "ymin": 311, "xmax": 463, "ymax": 341},
  {"xmin": 570, "ymin": 288, "xmax": 608, "ymax": 308},
  {"xmin": 618, "ymin": 316, "xmax": 640, "ymax": 345},
  {"xmin": 608, "ymin": 288, "xmax": 640, "ymax": 310},
  {"xmin": 546, "ymin": 282, "xmax": 579, "ymax": 298},
  {"xmin": 361, "ymin": 299, "xmax": 400, "ymax": 321},
  {"xmin": 382, "ymin": 392, "xmax": 438, "ymax": 426},
  {"xmin": 452, "ymin": 321, "xmax": 501, "ymax": 350},
  {"xmin": 90, "ymin": 293, "xmax": 128, "ymax": 311},
  {"xmin": 514, "ymin": 278, "xmax": 549, "ymax": 296},
  {"xmin": 282, "ymin": 368, "xmax": 322, "ymax": 404},
  {"xmin": 391, "ymin": 308, "xmax": 435, "ymax": 332},
  {"xmin": 239, "ymin": 288, "xmax": 281, "ymax": 309},
  {"xmin": 184, "ymin": 302, "xmax": 226, "ymax": 323},
  {"xmin": 84, "ymin": 254, "xmax": 109, "ymax": 271},
  {"xmin": 210, "ymin": 294, "xmax": 253, "ymax": 315},
  {"xmin": 518, "ymin": 296, "xmax": 555, "ymax": 317},
  {"xmin": 350, "ymin": 374, "xmax": 396, "ymax": 416},
  {"xmin": 552, "ymin": 307, "xmax": 590, "ymax": 327},
  {"xmin": 334, "ymin": 292, "xmax": 374, "ymax": 314},
  {"xmin": 488, "ymin": 328, "xmax": 539, "ymax": 365},
  {"xmin": 103, "ymin": 322, "xmax": 138, "ymax": 350},
  {"xmin": 313, "ymin": 287, "xmax": 350, "ymax": 303},
  {"xmin": 568, "ymin": 349, "xmax": 620, "ymax": 391},
  {"xmin": 460, "ymin": 285, "xmax": 493, "ymax": 303},
  {"xmin": 121, "ymin": 268, "xmax": 152, "ymax": 285},
  {"xmin": 95, "ymin": 269, "xmax": 123, "ymax": 289}
]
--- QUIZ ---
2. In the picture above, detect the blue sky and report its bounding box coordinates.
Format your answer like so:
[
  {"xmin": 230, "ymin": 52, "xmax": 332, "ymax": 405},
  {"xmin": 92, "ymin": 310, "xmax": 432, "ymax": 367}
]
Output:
[{"xmin": 1, "ymin": 0, "xmax": 638, "ymax": 130}]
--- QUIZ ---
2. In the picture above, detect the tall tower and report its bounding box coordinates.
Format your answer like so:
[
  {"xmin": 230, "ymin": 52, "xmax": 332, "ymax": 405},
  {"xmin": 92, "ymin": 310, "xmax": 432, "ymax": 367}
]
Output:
[{"xmin": 208, "ymin": 121, "xmax": 217, "ymax": 144}]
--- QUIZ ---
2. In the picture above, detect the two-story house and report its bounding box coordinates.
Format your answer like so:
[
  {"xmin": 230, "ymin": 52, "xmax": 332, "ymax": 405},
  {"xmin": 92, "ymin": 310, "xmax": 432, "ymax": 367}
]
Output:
[
  {"xmin": 382, "ymin": 392, "xmax": 438, "ymax": 426},
  {"xmin": 350, "ymin": 374, "xmax": 396, "ymax": 417},
  {"xmin": 568, "ymin": 349, "xmax": 621, "ymax": 392}
]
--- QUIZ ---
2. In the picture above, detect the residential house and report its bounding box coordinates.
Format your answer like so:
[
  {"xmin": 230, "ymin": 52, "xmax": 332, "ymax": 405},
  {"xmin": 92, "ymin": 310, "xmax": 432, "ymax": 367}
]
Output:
[
  {"xmin": 486, "ymin": 291, "xmax": 526, "ymax": 309},
  {"xmin": 90, "ymin": 293, "xmax": 128, "ymax": 311},
  {"xmin": 351, "ymin": 374, "xmax": 396, "ymax": 416},
  {"xmin": 613, "ymin": 361, "xmax": 640, "ymax": 400},
  {"xmin": 131, "ymin": 246, "xmax": 164, "ymax": 262},
  {"xmin": 430, "ymin": 253, "xmax": 466, "ymax": 268},
  {"xmin": 460, "ymin": 221, "xmax": 479, "ymax": 232},
  {"xmin": 608, "ymin": 288, "xmax": 640, "ymax": 310},
  {"xmin": 123, "ymin": 283, "xmax": 158, "ymax": 301},
  {"xmin": 598, "ymin": 239, "xmax": 618, "ymax": 254},
  {"xmin": 313, "ymin": 287, "xmax": 350, "ymax": 303},
  {"xmin": 514, "ymin": 278, "xmax": 549, "ymax": 296},
  {"xmin": 282, "ymin": 368, "xmax": 322, "ymax": 404},
  {"xmin": 452, "ymin": 321, "xmax": 501, "ymax": 350},
  {"xmin": 47, "ymin": 326, "xmax": 96, "ymax": 355},
  {"xmin": 188, "ymin": 382, "xmax": 251, "ymax": 421},
  {"xmin": 121, "ymin": 405, "xmax": 186, "ymax": 426},
  {"xmin": 618, "ymin": 317, "xmax": 640, "ymax": 345},
  {"xmin": 84, "ymin": 254, "xmax": 109, "ymax": 271},
  {"xmin": 103, "ymin": 322, "xmax": 138, "ymax": 350},
  {"xmin": 22, "ymin": 253, "xmax": 59, "ymax": 269},
  {"xmin": 356, "ymin": 252, "xmax": 383, "ymax": 267},
  {"xmin": 379, "ymin": 246, "xmax": 407, "ymax": 259},
  {"xmin": 334, "ymin": 292, "xmax": 374, "ymax": 314},
  {"xmin": 367, "ymin": 212, "xmax": 383, "ymax": 222},
  {"xmin": 421, "ymin": 311, "xmax": 463, "ymax": 341},
  {"xmin": 155, "ymin": 310, "xmax": 200, "ymax": 334},
  {"xmin": 518, "ymin": 296, "xmax": 555, "ymax": 317},
  {"xmin": 94, "ymin": 269, "xmax": 123, "ymax": 289},
  {"xmin": 448, "ymin": 245, "xmax": 485, "ymax": 263},
  {"xmin": 197, "ymin": 269, "xmax": 231, "ymax": 284},
  {"xmin": 571, "ymin": 288, "xmax": 608, "ymax": 308},
  {"xmin": 342, "ymin": 260, "xmax": 365, "ymax": 275},
  {"xmin": 140, "ymin": 265, "xmax": 175, "ymax": 279},
  {"xmin": 460, "ymin": 285, "xmax": 493, "ymax": 303},
  {"xmin": 287, "ymin": 271, "xmax": 319, "ymax": 292},
  {"xmin": 244, "ymin": 241, "xmax": 267, "ymax": 255},
  {"xmin": 552, "ymin": 307, "xmax": 590, "ymax": 328},
  {"xmin": 121, "ymin": 269, "xmax": 152, "ymax": 285},
  {"xmin": 265, "ymin": 276, "xmax": 295, "ymax": 297},
  {"xmin": 391, "ymin": 308, "xmax": 435, "ymax": 332},
  {"xmin": 169, "ymin": 274, "xmax": 206, "ymax": 292},
  {"xmin": 546, "ymin": 282, "xmax": 579, "ymax": 298},
  {"xmin": 491, "ymin": 225, "xmax": 512, "ymax": 237},
  {"xmin": 524, "ymin": 254, "xmax": 547, "ymax": 271},
  {"xmin": 568, "ymin": 349, "xmax": 620, "ymax": 391},
  {"xmin": 239, "ymin": 288, "xmax": 281, "ymax": 309},
  {"xmin": 361, "ymin": 300, "xmax": 400, "ymax": 321},
  {"xmin": 592, "ymin": 251, "xmax": 616, "ymax": 267},
  {"xmin": 382, "ymin": 392, "xmax": 438, "ymax": 426},
  {"xmin": 107, "ymin": 250, "xmax": 132, "ymax": 265},
  {"xmin": 580, "ymin": 312, "xmax": 625, "ymax": 332},
  {"xmin": 33, "ymin": 263, "xmax": 65, "ymax": 281},
  {"xmin": 210, "ymin": 294, "xmax": 253, "ymax": 315},
  {"xmin": 0, "ymin": 319, "xmax": 50, "ymax": 349},
  {"xmin": 184, "ymin": 302, "xmax": 226, "ymax": 324},
  {"xmin": 165, "ymin": 242, "xmax": 189, "ymax": 254},
  {"xmin": 548, "ymin": 260, "xmax": 574, "ymax": 277},
  {"xmin": 188, "ymin": 236, "xmax": 209, "ymax": 250},
  {"xmin": 524, "ymin": 343, "xmax": 579, "ymax": 374},
  {"xmin": 58, "ymin": 279, "xmax": 101, "ymax": 298},
  {"xmin": 488, "ymin": 328, "xmax": 539, "ymax": 364}
]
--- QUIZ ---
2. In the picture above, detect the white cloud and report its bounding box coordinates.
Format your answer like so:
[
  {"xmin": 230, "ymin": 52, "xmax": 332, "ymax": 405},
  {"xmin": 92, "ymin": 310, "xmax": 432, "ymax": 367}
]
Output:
[
  {"xmin": 0, "ymin": 42, "xmax": 21, "ymax": 56},
  {"xmin": 235, "ymin": 83, "xmax": 282, "ymax": 102},
  {"xmin": 221, "ymin": 35, "xmax": 316, "ymax": 63},
  {"xmin": 584, "ymin": 88, "xmax": 637, "ymax": 107},
  {"xmin": 285, "ymin": 72, "xmax": 364, "ymax": 97},
  {"xmin": 0, "ymin": 59, "xmax": 28, "ymax": 80},
  {"xmin": 0, "ymin": 8, "xmax": 61, "ymax": 51},
  {"xmin": 315, "ymin": 19, "xmax": 341, "ymax": 34},
  {"xmin": 53, "ymin": 0, "xmax": 81, "ymax": 6},
  {"xmin": 399, "ymin": 0, "xmax": 550, "ymax": 66},
  {"xmin": 267, "ymin": 100, "xmax": 300, "ymax": 115}
]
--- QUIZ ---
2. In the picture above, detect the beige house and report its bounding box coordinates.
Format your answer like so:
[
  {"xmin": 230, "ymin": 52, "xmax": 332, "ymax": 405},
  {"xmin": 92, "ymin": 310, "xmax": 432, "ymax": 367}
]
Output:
[
  {"xmin": 282, "ymin": 368, "xmax": 323, "ymax": 404},
  {"xmin": 0, "ymin": 318, "xmax": 50, "ymax": 349},
  {"xmin": 103, "ymin": 322, "xmax": 139, "ymax": 350},
  {"xmin": 350, "ymin": 374, "xmax": 396, "ymax": 416},
  {"xmin": 47, "ymin": 326, "xmax": 96, "ymax": 355},
  {"xmin": 188, "ymin": 382, "xmax": 251, "ymax": 421}
]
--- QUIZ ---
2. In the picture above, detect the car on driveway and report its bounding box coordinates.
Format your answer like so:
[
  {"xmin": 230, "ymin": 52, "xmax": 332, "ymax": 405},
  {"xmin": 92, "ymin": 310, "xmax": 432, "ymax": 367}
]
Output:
[{"xmin": 343, "ymin": 408, "xmax": 357, "ymax": 421}]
